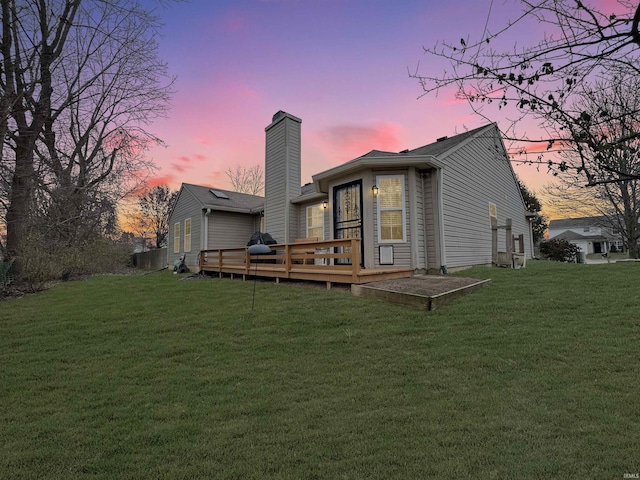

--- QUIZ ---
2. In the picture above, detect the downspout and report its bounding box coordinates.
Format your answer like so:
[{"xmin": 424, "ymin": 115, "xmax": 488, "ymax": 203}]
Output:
[
  {"xmin": 529, "ymin": 217, "xmax": 535, "ymax": 259},
  {"xmin": 435, "ymin": 167, "xmax": 448, "ymax": 274},
  {"xmin": 420, "ymin": 170, "xmax": 430, "ymax": 272},
  {"xmin": 203, "ymin": 209, "xmax": 211, "ymax": 250},
  {"xmin": 408, "ymin": 168, "xmax": 420, "ymax": 271},
  {"xmin": 199, "ymin": 208, "xmax": 211, "ymax": 272}
]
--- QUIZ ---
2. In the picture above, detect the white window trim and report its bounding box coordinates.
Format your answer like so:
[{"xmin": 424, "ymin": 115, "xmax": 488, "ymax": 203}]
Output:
[
  {"xmin": 376, "ymin": 174, "xmax": 407, "ymax": 243},
  {"xmin": 173, "ymin": 222, "xmax": 180, "ymax": 253},
  {"xmin": 306, "ymin": 204, "xmax": 324, "ymax": 240},
  {"xmin": 184, "ymin": 218, "xmax": 192, "ymax": 252}
]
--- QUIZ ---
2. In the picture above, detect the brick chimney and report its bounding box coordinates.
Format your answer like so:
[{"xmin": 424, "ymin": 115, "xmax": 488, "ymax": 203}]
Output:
[{"xmin": 264, "ymin": 111, "xmax": 302, "ymax": 244}]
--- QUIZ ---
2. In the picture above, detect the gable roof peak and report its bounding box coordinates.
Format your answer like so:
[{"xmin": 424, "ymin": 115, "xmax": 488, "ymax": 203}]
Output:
[{"xmin": 409, "ymin": 123, "xmax": 497, "ymax": 157}]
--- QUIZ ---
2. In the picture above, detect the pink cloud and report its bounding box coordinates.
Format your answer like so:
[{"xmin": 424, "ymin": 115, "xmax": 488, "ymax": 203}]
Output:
[
  {"xmin": 172, "ymin": 163, "xmax": 188, "ymax": 173},
  {"xmin": 207, "ymin": 171, "xmax": 225, "ymax": 185},
  {"xmin": 316, "ymin": 122, "xmax": 404, "ymax": 161},
  {"xmin": 127, "ymin": 174, "xmax": 177, "ymax": 196},
  {"xmin": 510, "ymin": 139, "xmax": 571, "ymax": 156},
  {"xmin": 146, "ymin": 174, "xmax": 176, "ymax": 187},
  {"xmin": 194, "ymin": 154, "xmax": 207, "ymax": 161}
]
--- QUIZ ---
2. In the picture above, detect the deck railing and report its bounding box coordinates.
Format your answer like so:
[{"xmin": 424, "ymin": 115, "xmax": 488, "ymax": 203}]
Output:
[{"xmin": 200, "ymin": 238, "xmax": 362, "ymax": 282}]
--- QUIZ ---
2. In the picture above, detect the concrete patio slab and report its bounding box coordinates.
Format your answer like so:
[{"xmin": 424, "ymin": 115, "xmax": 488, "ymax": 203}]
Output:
[{"xmin": 351, "ymin": 275, "xmax": 492, "ymax": 311}]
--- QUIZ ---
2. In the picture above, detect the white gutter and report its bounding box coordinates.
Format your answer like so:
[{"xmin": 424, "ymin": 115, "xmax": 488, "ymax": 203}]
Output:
[
  {"xmin": 290, "ymin": 191, "xmax": 328, "ymax": 205},
  {"xmin": 202, "ymin": 205, "xmax": 263, "ymax": 215}
]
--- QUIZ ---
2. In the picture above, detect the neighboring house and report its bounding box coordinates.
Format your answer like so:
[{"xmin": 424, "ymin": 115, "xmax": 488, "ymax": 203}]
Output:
[
  {"xmin": 169, "ymin": 110, "xmax": 534, "ymax": 273},
  {"xmin": 548, "ymin": 216, "xmax": 624, "ymax": 254}
]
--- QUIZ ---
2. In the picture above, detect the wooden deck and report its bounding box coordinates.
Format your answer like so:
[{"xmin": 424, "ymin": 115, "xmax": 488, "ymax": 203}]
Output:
[{"xmin": 199, "ymin": 238, "xmax": 413, "ymax": 287}]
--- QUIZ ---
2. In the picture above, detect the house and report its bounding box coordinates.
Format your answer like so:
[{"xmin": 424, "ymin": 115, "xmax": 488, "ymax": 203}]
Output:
[
  {"xmin": 548, "ymin": 216, "xmax": 624, "ymax": 254},
  {"xmin": 168, "ymin": 184, "xmax": 263, "ymax": 270},
  {"xmin": 168, "ymin": 111, "xmax": 534, "ymax": 273}
]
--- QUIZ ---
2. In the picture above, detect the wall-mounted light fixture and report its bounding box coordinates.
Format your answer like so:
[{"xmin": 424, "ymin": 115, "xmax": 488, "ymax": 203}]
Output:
[
  {"xmin": 372, "ymin": 185, "xmax": 379, "ymax": 196},
  {"xmin": 322, "ymin": 200, "xmax": 328, "ymax": 209}
]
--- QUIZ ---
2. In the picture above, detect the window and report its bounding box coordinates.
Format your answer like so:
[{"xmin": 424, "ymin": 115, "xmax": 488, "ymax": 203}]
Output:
[
  {"xmin": 489, "ymin": 202, "xmax": 497, "ymax": 225},
  {"xmin": 583, "ymin": 227, "xmax": 590, "ymax": 233},
  {"xmin": 377, "ymin": 175, "xmax": 406, "ymax": 242},
  {"xmin": 184, "ymin": 218, "xmax": 191, "ymax": 252},
  {"xmin": 307, "ymin": 204, "xmax": 324, "ymax": 239},
  {"xmin": 173, "ymin": 222, "xmax": 180, "ymax": 253}
]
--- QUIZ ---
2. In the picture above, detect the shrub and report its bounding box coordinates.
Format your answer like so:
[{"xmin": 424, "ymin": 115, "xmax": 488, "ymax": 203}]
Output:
[
  {"xmin": 610, "ymin": 244, "xmax": 618, "ymax": 253},
  {"xmin": 17, "ymin": 233, "xmax": 132, "ymax": 292},
  {"xmin": 539, "ymin": 238, "xmax": 581, "ymax": 262}
]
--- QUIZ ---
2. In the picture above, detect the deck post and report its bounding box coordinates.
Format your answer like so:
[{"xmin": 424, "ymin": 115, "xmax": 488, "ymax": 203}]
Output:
[
  {"xmin": 245, "ymin": 249, "xmax": 250, "ymax": 276},
  {"xmin": 351, "ymin": 238, "xmax": 361, "ymax": 283},
  {"xmin": 285, "ymin": 244, "xmax": 291, "ymax": 278}
]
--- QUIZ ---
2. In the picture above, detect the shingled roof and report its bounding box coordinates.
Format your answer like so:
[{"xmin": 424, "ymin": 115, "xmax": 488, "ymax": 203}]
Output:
[
  {"xmin": 356, "ymin": 124, "xmax": 494, "ymax": 161},
  {"xmin": 548, "ymin": 216, "xmax": 609, "ymax": 230},
  {"xmin": 181, "ymin": 183, "xmax": 264, "ymax": 213},
  {"xmin": 553, "ymin": 230, "xmax": 608, "ymax": 242},
  {"xmin": 409, "ymin": 124, "xmax": 493, "ymax": 157}
]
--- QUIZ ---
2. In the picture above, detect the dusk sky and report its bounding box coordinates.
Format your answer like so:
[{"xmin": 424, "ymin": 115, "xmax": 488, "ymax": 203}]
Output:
[{"xmin": 141, "ymin": 0, "xmax": 579, "ymax": 197}]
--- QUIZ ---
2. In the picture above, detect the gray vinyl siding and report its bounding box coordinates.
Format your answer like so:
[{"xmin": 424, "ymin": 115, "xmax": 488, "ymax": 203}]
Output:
[
  {"xmin": 297, "ymin": 205, "xmax": 306, "ymax": 239},
  {"xmin": 167, "ymin": 187, "xmax": 202, "ymax": 269},
  {"xmin": 265, "ymin": 122, "xmax": 286, "ymax": 243},
  {"xmin": 264, "ymin": 115, "xmax": 301, "ymax": 244},
  {"xmin": 440, "ymin": 131, "xmax": 531, "ymax": 268},
  {"xmin": 372, "ymin": 171, "xmax": 412, "ymax": 268},
  {"xmin": 287, "ymin": 122, "xmax": 301, "ymax": 240},
  {"xmin": 207, "ymin": 211, "xmax": 258, "ymax": 249}
]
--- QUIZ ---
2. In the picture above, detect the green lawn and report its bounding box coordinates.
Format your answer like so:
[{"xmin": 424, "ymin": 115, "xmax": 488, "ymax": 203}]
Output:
[{"xmin": 1, "ymin": 261, "xmax": 639, "ymax": 479}]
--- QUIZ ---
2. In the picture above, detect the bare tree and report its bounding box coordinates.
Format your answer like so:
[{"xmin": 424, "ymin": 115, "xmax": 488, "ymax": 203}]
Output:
[
  {"xmin": 517, "ymin": 177, "xmax": 548, "ymax": 244},
  {"xmin": 225, "ymin": 165, "xmax": 264, "ymax": 196},
  {"xmin": 544, "ymin": 74, "xmax": 640, "ymax": 257},
  {"xmin": 136, "ymin": 185, "xmax": 177, "ymax": 248},
  {"xmin": 1, "ymin": 1, "xmax": 81, "ymax": 259},
  {"xmin": 412, "ymin": 0, "xmax": 640, "ymax": 185},
  {"xmin": 1, "ymin": 0, "xmax": 174, "ymax": 259}
]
